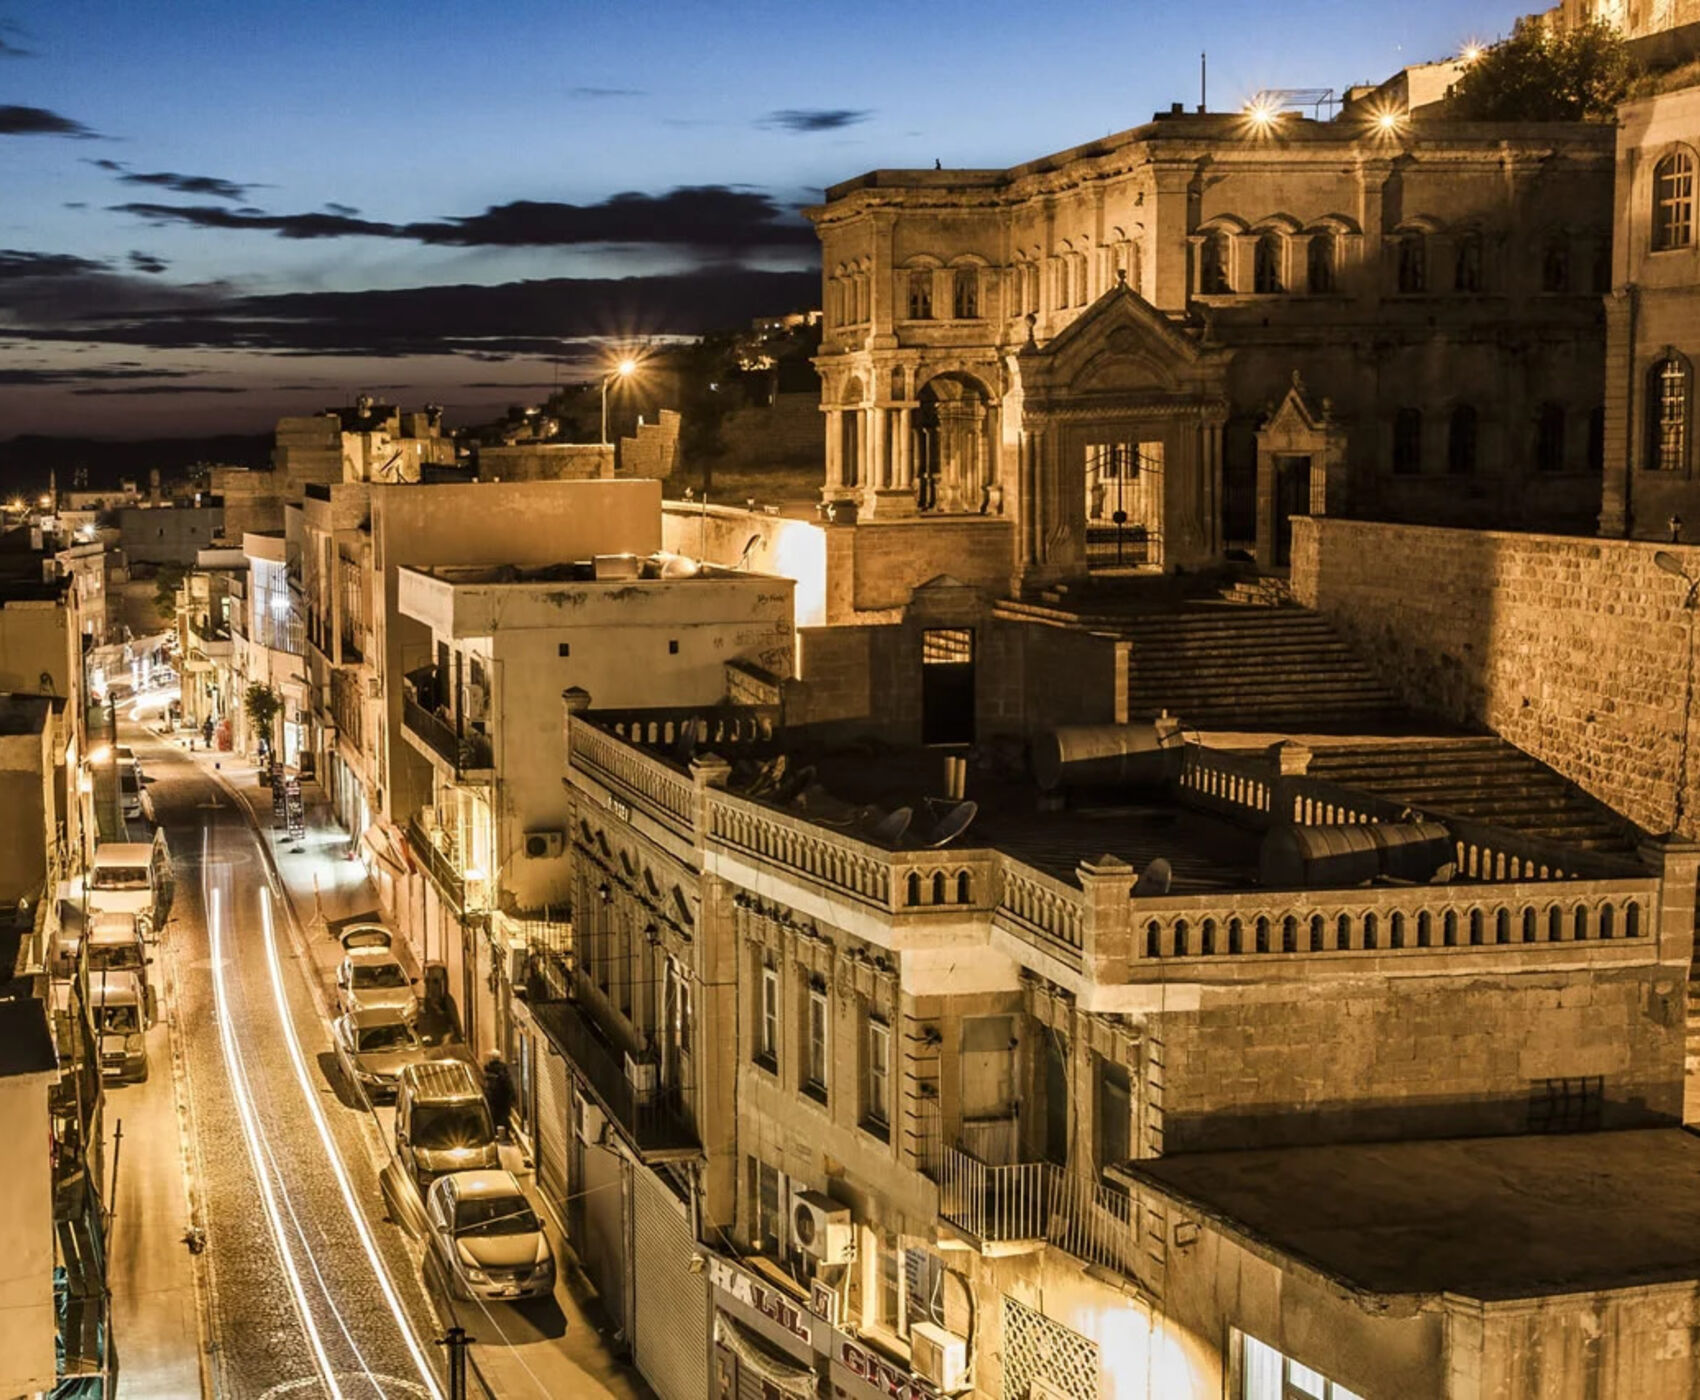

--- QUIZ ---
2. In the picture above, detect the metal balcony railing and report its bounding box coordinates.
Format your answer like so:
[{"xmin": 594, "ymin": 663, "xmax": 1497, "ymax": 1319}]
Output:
[
  {"xmin": 526, "ymin": 995, "xmax": 697, "ymax": 1156},
  {"xmin": 407, "ymin": 812, "xmax": 464, "ymax": 914},
  {"xmin": 402, "ymin": 695, "xmax": 492, "ymax": 777}
]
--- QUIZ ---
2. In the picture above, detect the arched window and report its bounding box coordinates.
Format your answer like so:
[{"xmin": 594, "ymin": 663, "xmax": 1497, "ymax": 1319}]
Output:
[
  {"xmin": 931, "ymin": 870, "xmax": 947, "ymax": 904},
  {"xmin": 1654, "ymin": 151, "xmax": 1695, "ymax": 251},
  {"xmin": 956, "ymin": 871, "xmax": 972, "ymax": 904},
  {"xmin": 1307, "ymin": 232, "xmax": 1335, "ymax": 294},
  {"xmin": 952, "ymin": 266, "xmax": 979, "ymax": 320},
  {"xmin": 1447, "ymin": 405, "xmax": 1478, "ymax": 476},
  {"xmin": 1649, "ymin": 357, "xmax": 1690, "ymax": 472},
  {"xmin": 1541, "ymin": 236, "xmax": 1570, "ymax": 293},
  {"xmin": 1393, "ymin": 408, "xmax": 1423, "ymax": 475},
  {"xmin": 1397, "ymin": 232, "xmax": 1427, "ymax": 293},
  {"xmin": 1453, "ymin": 232, "xmax": 1482, "ymax": 293},
  {"xmin": 1536, "ymin": 403, "xmax": 1566, "ymax": 473},
  {"xmin": 907, "ymin": 269, "xmax": 933, "ymax": 320},
  {"xmin": 1254, "ymin": 233, "xmax": 1284, "ymax": 294},
  {"xmin": 1200, "ymin": 232, "xmax": 1232, "ymax": 294},
  {"xmin": 1174, "ymin": 919, "xmax": 1189, "ymax": 956}
]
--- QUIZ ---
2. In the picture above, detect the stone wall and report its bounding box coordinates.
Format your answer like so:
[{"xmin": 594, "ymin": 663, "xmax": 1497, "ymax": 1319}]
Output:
[
  {"xmin": 829, "ymin": 517, "xmax": 1013, "ymax": 623},
  {"xmin": 1157, "ymin": 964, "xmax": 1685, "ymax": 1152},
  {"xmin": 712, "ymin": 391, "xmax": 820, "ymax": 469},
  {"xmin": 619, "ymin": 408, "xmax": 680, "ymax": 480},
  {"xmin": 476, "ymin": 442, "xmax": 611, "ymax": 481},
  {"xmin": 1292, "ymin": 516, "xmax": 1698, "ymax": 837}
]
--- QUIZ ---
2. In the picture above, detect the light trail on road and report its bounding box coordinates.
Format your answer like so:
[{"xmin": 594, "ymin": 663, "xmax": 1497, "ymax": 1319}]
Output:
[
  {"xmin": 207, "ymin": 867, "xmax": 348, "ymax": 1400},
  {"xmin": 258, "ymin": 887, "xmax": 444, "ymax": 1400}
]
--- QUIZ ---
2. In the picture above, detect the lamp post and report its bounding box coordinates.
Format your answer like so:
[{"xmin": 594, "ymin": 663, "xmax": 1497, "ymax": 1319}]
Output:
[
  {"xmin": 1656, "ymin": 549, "xmax": 1700, "ymax": 835},
  {"xmin": 600, "ymin": 357, "xmax": 638, "ymax": 447}
]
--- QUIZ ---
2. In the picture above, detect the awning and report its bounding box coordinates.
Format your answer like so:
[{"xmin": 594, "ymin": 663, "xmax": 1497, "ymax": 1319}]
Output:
[
  {"xmin": 359, "ymin": 823, "xmax": 413, "ymax": 880},
  {"xmin": 714, "ymin": 1312, "xmax": 818, "ymax": 1398}
]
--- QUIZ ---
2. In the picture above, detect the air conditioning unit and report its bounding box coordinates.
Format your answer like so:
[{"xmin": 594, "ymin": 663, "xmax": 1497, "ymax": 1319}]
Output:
[
  {"xmin": 574, "ymin": 1094, "xmax": 607, "ymax": 1145},
  {"xmin": 523, "ymin": 829, "xmax": 565, "ymax": 860},
  {"xmin": 910, "ymin": 1322, "xmax": 969, "ymax": 1394},
  {"xmin": 506, "ymin": 941, "xmax": 529, "ymax": 987},
  {"xmin": 624, "ymin": 1053, "xmax": 657, "ymax": 1104},
  {"xmin": 791, "ymin": 1191, "xmax": 854, "ymax": 1264},
  {"xmin": 465, "ymin": 688, "xmax": 488, "ymax": 721}
]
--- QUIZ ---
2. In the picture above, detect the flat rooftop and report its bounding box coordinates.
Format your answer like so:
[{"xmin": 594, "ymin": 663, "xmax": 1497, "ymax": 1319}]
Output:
[
  {"xmin": 411, "ymin": 556, "xmax": 754, "ymax": 586},
  {"xmin": 1129, "ymin": 1129, "xmax": 1700, "ymax": 1300}
]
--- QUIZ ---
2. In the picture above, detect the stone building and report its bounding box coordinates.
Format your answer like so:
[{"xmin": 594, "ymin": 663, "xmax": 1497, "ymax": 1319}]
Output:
[
  {"xmin": 807, "ymin": 107, "xmax": 1613, "ymax": 604},
  {"xmin": 530, "ymin": 677, "xmax": 1699, "ymax": 1400},
  {"xmin": 1600, "ymin": 75, "xmax": 1700, "ymax": 538}
]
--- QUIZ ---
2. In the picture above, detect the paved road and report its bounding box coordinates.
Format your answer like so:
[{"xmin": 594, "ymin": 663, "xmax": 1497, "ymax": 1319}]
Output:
[{"xmin": 140, "ymin": 728, "xmax": 446, "ymax": 1400}]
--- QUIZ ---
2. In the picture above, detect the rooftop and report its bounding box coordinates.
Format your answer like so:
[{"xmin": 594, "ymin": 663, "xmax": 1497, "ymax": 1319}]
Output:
[
  {"xmin": 1127, "ymin": 1129, "xmax": 1700, "ymax": 1300},
  {"xmin": 409, "ymin": 554, "xmax": 753, "ymax": 587}
]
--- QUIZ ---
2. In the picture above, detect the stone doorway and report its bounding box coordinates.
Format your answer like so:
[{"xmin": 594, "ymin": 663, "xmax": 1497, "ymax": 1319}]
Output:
[
  {"xmin": 1084, "ymin": 439, "xmax": 1164, "ymax": 572},
  {"xmin": 920, "ymin": 626, "xmax": 975, "ymax": 746},
  {"xmin": 1272, "ymin": 454, "xmax": 1312, "ymax": 567},
  {"xmin": 1255, "ymin": 375, "xmax": 1346, "ymax": 569}
]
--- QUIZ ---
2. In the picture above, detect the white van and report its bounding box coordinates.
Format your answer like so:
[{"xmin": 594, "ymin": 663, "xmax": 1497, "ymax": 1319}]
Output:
[
  {"xmin": 83, "ymin": 837, "xmax": 172, "ymax": 934},
  {"xmin": 86, "ymin": 912, "xmax": 155, "ymax": 1026}
]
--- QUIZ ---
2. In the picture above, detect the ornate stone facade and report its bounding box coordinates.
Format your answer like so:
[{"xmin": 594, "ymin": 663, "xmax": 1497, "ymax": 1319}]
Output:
[{"xmin": 808, "ymin": 110, "xmax": 1613, "ymax": 598}]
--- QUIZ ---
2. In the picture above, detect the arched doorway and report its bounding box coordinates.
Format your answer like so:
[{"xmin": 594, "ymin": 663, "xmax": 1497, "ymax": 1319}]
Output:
[{"xmin": 914, "ymin": 373, "xmax": 995, "ymax": 513}]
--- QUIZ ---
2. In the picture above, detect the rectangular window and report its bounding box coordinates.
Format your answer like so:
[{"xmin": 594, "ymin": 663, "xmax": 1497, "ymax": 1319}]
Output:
[
  {"xmin": 558, "ymin": 642, "xmax": 570, "ymax": 657},
  {"xmin": 906, "ymin": 270, "xmax": 933, "ymax": 320},
  {"xmin": 863, "ymin": 1019, "xmax": 890, "ymax": 1133},
  {"xmin": 805, "ymin": 981, "xmax": 829, "ymax": 1101},
  {"xmin": 757, "ymin": 963, "xmax": 779, "ymax": 1069},
  {"xmin": 1239, "ymin": 1333, "xmax": 1364, "ymax": 1400},
  {"xmin": 751, "ymin": 1157, "xmax": 785, "ymax": 1255},
  {"xmin": 952, "ymin": 266, "xmax": 979, "ymax": 319}
]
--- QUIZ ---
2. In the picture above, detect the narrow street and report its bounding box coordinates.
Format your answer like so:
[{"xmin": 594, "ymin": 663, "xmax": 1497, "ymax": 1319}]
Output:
[{"xmin": 113, "ymin": 722, "xmax": 650, "ymax": 1400}]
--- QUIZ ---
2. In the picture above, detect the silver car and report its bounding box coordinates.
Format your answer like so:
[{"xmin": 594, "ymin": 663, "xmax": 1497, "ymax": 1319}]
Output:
[
  {"xmin": 335, "ymin": 925, "xmax": 417, "ymax": 1017},
  {"xmin": 332, "ymin": 1007, "xmax": 429, "ymax": 1098},
  {"xmin": 425, "ymin": 1170, "xmax": 555, "ymax": 1302}
]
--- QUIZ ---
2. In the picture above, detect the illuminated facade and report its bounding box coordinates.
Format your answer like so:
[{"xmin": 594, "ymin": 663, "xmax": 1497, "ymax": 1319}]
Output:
[{"xmin": 808, "ymin": 108, "xmax": 1613, "ymax": 606}]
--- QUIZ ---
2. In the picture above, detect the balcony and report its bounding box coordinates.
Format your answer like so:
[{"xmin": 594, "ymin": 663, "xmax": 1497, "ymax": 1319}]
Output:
[
  {"xmin": 407, "ymin": 812, "xmax": 464, "ymax": 915},
  {"xmin": 526, "ymin": 994, "xmax": 697, "ymax": 1158},
  {"xmin": 402, "ymin": 667, "xmax": 492, "ymax": 780}
]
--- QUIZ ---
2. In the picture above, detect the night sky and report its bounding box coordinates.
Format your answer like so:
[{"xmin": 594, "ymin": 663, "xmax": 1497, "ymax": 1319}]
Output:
[{"xmin": 2, "ymin": 0, "xmax": 1520, "ymax": 438}]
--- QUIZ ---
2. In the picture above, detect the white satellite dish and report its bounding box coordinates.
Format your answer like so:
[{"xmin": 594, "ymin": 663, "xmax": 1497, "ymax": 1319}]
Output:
[{"xmin": 926, "ymin": 801, "xmax": 978, "ymax": 848}]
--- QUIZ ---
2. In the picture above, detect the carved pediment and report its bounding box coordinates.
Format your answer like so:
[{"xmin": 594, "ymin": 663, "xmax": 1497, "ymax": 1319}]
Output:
[{"xmin": 1018, "ymin": 281, "xmax": 1227, "ymax": 400}]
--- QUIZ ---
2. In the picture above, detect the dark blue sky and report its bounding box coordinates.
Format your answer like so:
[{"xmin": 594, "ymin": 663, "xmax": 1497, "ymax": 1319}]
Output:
[{"xmin": 1, "ymin": 0, "xmax": 1520, "ymax": 436}]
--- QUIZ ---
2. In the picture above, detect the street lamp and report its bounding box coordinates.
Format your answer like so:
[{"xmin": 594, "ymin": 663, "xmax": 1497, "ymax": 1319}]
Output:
[
  {"xmin": 600, "ymin": 357, "xmax": 638, "ymax": 447},
  {"xmin": 1655, "ymin": 549, "xmax": 1699, "ymax": 835}
]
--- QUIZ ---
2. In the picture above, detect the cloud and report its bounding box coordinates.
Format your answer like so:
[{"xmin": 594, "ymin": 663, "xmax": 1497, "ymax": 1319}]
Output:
[
  {"xmin": 0, "ymin": 104, "xmax": 96, "ymax": 137},
  {"xmin": 0, "ymin": 367, "xmax": 195, "ymax": 386},
  {"xmin": 0, "ymin": 249, "xmax": 108, "ymax": 280},
  {"xmin": 759, "ymin": 108, "xmax": 871, "ymax": 133},
  {"xmin": 570, "ymin": 86, "xmax": 644, "ymax": 99},
  {"xmin": 90, "ymin": 159, "xmax": 253, "ymax": 200},
  {"xmin": 0, "ymin": 18, "xmax": 29, "ymax": 57},
  {"xmin": 128, "ymin": 251, "xmax": 169, "ymax": 274},
  {"xmin": 71, "ymin": 384, "xmax": 245, "ymax": 396},
  {"xmin": 324, "ymin": 202, "xmax": 360, "ymax": 217},
  {"xmin": 111, "ymin": 185, "xmax": 815, "ymax": 250}
]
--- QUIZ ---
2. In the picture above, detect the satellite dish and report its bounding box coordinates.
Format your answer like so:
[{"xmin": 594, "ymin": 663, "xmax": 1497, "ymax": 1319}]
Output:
[
  {"xmin": 865, "ymin": 806, "xmax": 913, "ymax": 847},
  {"xmin": 659, "ymin": 553, "xmax": 701, "ymax": 579},
  {"xmin": 925, "ymin": 801, "xmax": 977, "ymax": 848},
  {"xmin": 1132, "ymin": 857, "xmax": 1172, "ymax": 898}
]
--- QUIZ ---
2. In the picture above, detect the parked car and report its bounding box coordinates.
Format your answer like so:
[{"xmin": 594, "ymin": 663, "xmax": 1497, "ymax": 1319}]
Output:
[
  {"xmin": 335, "ymin": 925, "xmax": 416, "ymax": 1017},
  {"xmin": 424, "ymin": 1170, "xmax": 555, "ymax": 1301},
  {"xmin": 394, "ymin": 1059, "xmax": 499, "ymax": 1189},
  {"xmin": 115, "ymin": 745, "xmax": 143, "ymax": 781},
  {"xmin": 332, "ymin": 1006, "xmax": 429, "ymax": 1099},
  {"xmin": 119, "ymin": 759, "xmax": 151, "ymax": 824},
  {"xmin": 91, "ymin": 971, "xmax": 149, "ymax": 1083},
  {"xmin": 83, "ymin": 836, "xmax": 171, "ymax": 935},
  {"xmin": 86, "ymin": 911, "xmax": 156, "ymax": 1026}
]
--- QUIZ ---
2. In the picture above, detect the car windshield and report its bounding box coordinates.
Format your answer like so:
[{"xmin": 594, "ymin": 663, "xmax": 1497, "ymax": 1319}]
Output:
[
  {"xmin": 120, "ymin": 770, "xmax": 141, "ymax": 794},
  {"xmin": 412, "ymin": 1102, "xmax": 493, "ymax": 1152},
  {"xmin": 90, "ymin": 943, "xmax": 142, "ymax": 971},
  {"xmin": 100, "ymin": 1004, "xmax": 140, "ymax": 1034},
  {"xmin": 356, "ymin": 1022, "xmax": 417, "ymax": 1053},
  {"xmin": 454, "ymin": 1194, "xmax": 540, "ymax": 1237},
  {"xmin": 91, "ymin": 866, "xmax": 150, "ymax": 891},
  {"xmin": 351, "ymin": 963, "xmax": 408, "ymax": 989}
]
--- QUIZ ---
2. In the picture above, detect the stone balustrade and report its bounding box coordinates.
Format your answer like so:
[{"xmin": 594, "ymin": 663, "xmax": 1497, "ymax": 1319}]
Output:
[{"xmin": 565, "ymin": 712, "xmax": 698, "ymax": 838}]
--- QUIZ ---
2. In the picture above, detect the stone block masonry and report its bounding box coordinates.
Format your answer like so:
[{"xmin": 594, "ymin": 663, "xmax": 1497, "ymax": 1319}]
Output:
[{"xmin": 1292, "ymin": 516, "xmax": 1700, "ymax": 838}]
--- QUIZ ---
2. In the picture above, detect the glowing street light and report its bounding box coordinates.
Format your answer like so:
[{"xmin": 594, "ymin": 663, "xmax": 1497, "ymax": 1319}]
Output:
[
  {"xmin": 601, "ymin": 356, "xmax": 639, "ymax": 447},
  {"xmin": 1461, "ymin": 43, "xmax": 1484, "ymax": 63}
]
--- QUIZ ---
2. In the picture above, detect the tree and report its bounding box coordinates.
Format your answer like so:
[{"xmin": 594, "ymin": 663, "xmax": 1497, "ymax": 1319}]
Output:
[
  {"xmin": 243, "ymin": 682, "xmax": 282, "ymax": 760},
  {"xmin": 1448, "ymin": 19, "xmax": 1631, "ymax": 123},
  {"xmin": 152, "ymin": 563, "xmax": 186, "ymax": 626}
]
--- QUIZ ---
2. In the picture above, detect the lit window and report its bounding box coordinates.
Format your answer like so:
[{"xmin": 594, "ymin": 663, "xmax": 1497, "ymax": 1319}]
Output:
[
  {"xmin": 1654, "ymin": 151, "xmax": 1695, "ymax": 251},
  {"xmin": 757, "ymin": 963, "xmax": 779, "ymax": 1067},
  {"xmin": 864, "ymin": 1020, "xmax": 890, "ymax": 1131},
  {"xmin": 1650, "ymin": 357, "xmax": 1690, "ymax": 472},
  {"xmin": 1240, "ymin": 1333, "xmax": 1364, "ymax": 1400},
  {"xmin": 805, "ymin": 981, "xmax": 829, "ymax": 1099}
]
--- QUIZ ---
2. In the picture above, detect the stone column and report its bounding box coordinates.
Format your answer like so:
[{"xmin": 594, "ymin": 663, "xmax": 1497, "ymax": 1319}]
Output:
[
  {"xmin": 1204, "ymin": 418, "xmax": 1225, "ymax": 558},
  {"xmin": 870, "ymin": 406, "xmax": 888, "ymax": 489},
  {"xmin": 897, "ymin": 408, "xmax": 914, "ymax": 489},
  {"xmin": 823, "ymin": 407, "xmax": 844, "ymax": 500}
]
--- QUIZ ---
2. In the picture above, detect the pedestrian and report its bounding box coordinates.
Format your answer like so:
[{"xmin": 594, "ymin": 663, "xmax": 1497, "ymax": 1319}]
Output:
[
  {"xmin": 483, "ymin": 1055, "xmax": 513, "ymax": 1139},
  {"xmin": 202, "ymin": 715, "xmax": 215, "ymax": 750}
]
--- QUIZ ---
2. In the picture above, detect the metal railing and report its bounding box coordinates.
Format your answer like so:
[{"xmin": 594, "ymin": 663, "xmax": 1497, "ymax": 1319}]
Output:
[
  {"xmin": 407, "ymin": 812, "xmax": 464, "ymax": 914},
  {"xmin": 402, "ymin": 696, "xmax": 492, "ymax": 776},
  {"xmin": 526, "ymin": 995, "xmax": 697, "ymax": 1156}
]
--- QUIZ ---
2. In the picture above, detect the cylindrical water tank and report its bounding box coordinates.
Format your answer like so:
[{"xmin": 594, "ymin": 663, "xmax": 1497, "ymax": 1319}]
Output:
[
  {"xmin": 1259, "ymin": 820, "xmax": 1453, "ymax": 889},
  {"xmin": 1033, "ymin": 721, "xmax": 1184, "ymax": 791}
]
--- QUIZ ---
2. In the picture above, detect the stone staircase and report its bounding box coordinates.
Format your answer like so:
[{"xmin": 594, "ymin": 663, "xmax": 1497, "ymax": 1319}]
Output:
[
  {"xmin": 1302, "ymin": 737, "xmax": 1640, "ymax": 855},
  {"xmin": 1117, "ymin": 607, "xmax": 1408, "ymax": 733}
]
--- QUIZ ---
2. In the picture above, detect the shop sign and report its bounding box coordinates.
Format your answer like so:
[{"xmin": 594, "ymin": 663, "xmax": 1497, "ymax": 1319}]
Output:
[
  {"xmin": 833, "ymin": 1335, "xmax": 936, "ymax": 1400},
  {"xmin": 709, "ymin": 1256, "xmax": 813, "ymax": 1346}
]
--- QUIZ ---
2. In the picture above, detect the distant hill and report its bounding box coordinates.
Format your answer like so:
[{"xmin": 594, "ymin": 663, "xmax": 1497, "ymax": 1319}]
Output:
[{"xmin": 0, "ymin": 433, "xmax": 273, "ymax": 494}]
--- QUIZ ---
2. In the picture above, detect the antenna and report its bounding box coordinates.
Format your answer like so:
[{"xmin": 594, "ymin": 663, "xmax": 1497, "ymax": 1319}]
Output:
[
  {"xmin": 1200, "ymin": 51, "xmax": 1207, "ymax": 113},
  {"xmin": 1132, "ymin": 857, "xmax": 1173, "ymax": 898}
]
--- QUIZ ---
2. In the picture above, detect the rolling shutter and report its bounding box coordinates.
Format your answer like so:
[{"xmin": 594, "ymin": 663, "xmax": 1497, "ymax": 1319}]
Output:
[{"xmin": 632, "ymin": 1167, "xmax": 708, "ymax": 1400}]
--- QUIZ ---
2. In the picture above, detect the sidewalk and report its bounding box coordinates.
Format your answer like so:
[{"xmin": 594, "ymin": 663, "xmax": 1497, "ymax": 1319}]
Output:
[{"xmin": 173, "ymin": 737, "xmax": 652, "ymax": 1400}]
